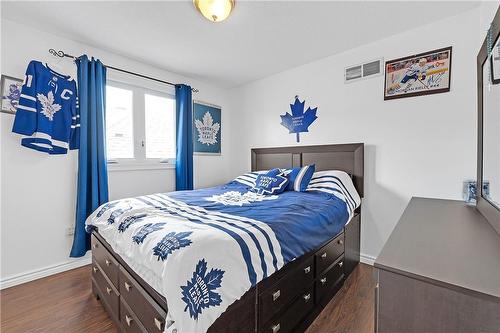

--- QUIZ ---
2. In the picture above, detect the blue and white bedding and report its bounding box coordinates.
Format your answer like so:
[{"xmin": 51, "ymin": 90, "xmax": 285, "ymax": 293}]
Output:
[{"xmin": 86, "ymin": 170, "xmax": 360, "ymax": 333}]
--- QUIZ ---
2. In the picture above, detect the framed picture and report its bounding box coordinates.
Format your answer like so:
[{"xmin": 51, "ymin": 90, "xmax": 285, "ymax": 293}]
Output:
[
  {"xmin": 384, "ymin": 46, "xmax": 452, "ymax": 100},
  {"xmin": 1, "ymin": 75, "xmax": 23, "ymax": 114},
  {"xmin": 193, "ymin": 101, "xmax": 221, "ymax": 155},
  {"xmin": 490, "ymin": 35, "xmax": 500, "ymax": 85}
]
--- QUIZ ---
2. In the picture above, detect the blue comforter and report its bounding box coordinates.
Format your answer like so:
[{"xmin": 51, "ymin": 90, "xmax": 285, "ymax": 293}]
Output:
[{"xmin": 170, "ymin": 180, "xmax": 349, "ymax": 264}]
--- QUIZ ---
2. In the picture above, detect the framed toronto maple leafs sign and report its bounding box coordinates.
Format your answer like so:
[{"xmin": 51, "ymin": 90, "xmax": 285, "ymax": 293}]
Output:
[
  {"xmin": 193, "ymin": 101, "xmax": 221, "ymax": 155},
  {"xmin": 1, "ymin": 75, "xmax": 23, "ymax": 114}
]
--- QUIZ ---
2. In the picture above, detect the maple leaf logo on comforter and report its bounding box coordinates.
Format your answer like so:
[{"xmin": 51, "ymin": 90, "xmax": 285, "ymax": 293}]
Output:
[
  {"xmin": 181, "ymin": 259, "xmax": 225, "ymax": 320},
  {"xmin": 153, "ymin": 231, "xmax": 193, "ymax": 261}
]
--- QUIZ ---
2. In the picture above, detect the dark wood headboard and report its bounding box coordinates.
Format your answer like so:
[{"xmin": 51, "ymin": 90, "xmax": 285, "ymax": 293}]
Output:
[{"xmin": 251, "ymin": 143, "xmax": 364, "ymax": 197}]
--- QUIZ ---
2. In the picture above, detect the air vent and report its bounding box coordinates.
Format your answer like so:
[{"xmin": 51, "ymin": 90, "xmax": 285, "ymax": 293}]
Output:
[
  {"xmin": 345, "ymin": 65, "xmax": 362, "ymax": 82},
  {"xmin": 345, "ymin": 58, "xmax": 383, "ymax": 83}
]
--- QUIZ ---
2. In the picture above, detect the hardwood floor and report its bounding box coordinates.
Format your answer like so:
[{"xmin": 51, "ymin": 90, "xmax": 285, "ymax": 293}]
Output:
[
  {"xmin": 306, "ymin": 263, "xmax": 375, "ymax": 333},
  {"xmin": 1, "ymin": 263, "xmax": 375, "ymax": 333}
]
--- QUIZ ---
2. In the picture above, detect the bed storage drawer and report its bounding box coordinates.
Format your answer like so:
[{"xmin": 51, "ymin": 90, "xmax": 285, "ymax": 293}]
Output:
[
  {"xmin": 315, "ymin": 255, "xmax": 344, "ymax": 301},
  {"xmin": 91, "ymin": 234, "xmax": 119, "ymax": 288},
  {"xmin": 120, "ymin": 298, "xmax": 148, "ymax": 333},
  {"xmin": 119, "ymin": 266, "xmax": 167, "ymax": 333},
  {"xmin": 261, "ymin": 285, "xmax": 315, "ymax": 333},
  {"xmin": 91, "ymin": 261, "xmax": 120, "ymax": 317},
  {"xmin": 315, "ymin": 232, "xmax": 344, "ymax": 276},
  {"xmin": 259, "ymin": 256, "xmax": 314, "ymax": 325}
]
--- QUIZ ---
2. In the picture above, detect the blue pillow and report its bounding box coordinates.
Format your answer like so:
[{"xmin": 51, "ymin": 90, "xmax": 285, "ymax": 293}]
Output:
[
  {"xmin": 253, "ymin": 169, "xmax": 289, "ymax": 195},
  {"xmin": 282, "ymin": 164, "xmax": 316, "ymax": 192}
]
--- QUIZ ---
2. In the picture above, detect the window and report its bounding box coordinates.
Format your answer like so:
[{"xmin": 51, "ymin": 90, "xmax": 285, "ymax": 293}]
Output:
[
  {"xmin": 105, "ymin": 82, "xmax": 176, "ymax": 168},
  {"xmin": 106, "ymin": 86, "xmax": 134, "ymax": 159},
  {"xmin": 145, "ymin": 94, "xmax": 176, "ymax": 159}
]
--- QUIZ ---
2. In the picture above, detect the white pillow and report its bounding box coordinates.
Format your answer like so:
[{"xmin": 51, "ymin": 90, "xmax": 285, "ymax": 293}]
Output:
[{"xmin": 307, "ymin": 170, "xmax": 361, "ymax": 212}]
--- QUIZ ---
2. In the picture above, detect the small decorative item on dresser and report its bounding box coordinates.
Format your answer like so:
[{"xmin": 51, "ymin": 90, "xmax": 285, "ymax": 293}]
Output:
[
  {"xmin": 463, "ymin": 180, "xmax": 477, "ymax": 204},
  {"xmin": 1, "ymin": 75, "xmax": 23, "ymax": 114}
]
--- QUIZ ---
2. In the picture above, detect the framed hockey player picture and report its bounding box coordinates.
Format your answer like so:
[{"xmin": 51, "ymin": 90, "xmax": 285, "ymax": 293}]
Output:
[
  {"xmin": 1, "ymin": 75, "xmax": 23, "ymax": 114},
  {"xmin": 193, "ymin": 101, "xmax": 221, "ymax": 155},
  {"xmin": 384, "ymin": 47, "xmax": 452, "ymax": 100},
  {"xmin": 490, "ymin": 36, "xmax": 500, "ymax": 85}
]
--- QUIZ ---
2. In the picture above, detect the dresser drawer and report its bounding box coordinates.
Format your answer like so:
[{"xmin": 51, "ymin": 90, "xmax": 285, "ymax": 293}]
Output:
[
  {"xmin": 91, "ymin": 234, "xmax": 119, "ymax": 288},
  {"xmin": 120, "ymin": 298, "xmax": 148, "ymax": 333},
  {"xmin": 315, "ymin": 232, "xmax": 344, "ymax": 276},
  {"xmin": 259, "ymin": 256, "xmax": 314, "ymax": 325},
  {"xmin": 316, "ymin": 256, "xmax": 344, "ymax": 301},
  {"xmin": 119, "ymin": 266, "xmax": 167, "ymax": 333},
  {"xmin": 92, "ymin": 261, "xmax": 119, "ymax": 317},
  {"xmin": 262, "ymin": 286, "xmax": 314, "ymax": 333}
]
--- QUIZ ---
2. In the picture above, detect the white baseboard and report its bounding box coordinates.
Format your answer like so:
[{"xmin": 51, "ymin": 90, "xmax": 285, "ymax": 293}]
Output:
[
  {"xmin": 360, "ymin": 253, "xmax": 376, "ymax": 266},
  {"xmin": 0, "ymin": 256, "xmax": 91, "ymax": 290}
]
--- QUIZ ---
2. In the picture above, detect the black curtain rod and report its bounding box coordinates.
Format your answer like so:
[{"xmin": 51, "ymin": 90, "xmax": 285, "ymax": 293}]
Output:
[{"xmin": 48, "ymin": 49, "xmax": 199, "ymax": 93}]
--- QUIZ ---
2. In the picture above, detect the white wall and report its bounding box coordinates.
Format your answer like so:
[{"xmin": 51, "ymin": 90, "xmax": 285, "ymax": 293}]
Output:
[
  {"xmin": 0, "ymin": 19, "xmax": 238, "ymax": 285},
  {"xmin": 480, "ymin": 1, "xmax": 500, "ymax": 36},
  {"xmin": 229, "ymin": 8, "xmax": 482, "ymax": 262}
]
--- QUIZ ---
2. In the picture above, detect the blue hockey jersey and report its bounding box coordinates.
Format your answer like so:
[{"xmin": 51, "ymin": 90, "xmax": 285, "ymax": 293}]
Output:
[{"xmin": 12, "ymin": 61, "xmax": 79, "ymax": 154}]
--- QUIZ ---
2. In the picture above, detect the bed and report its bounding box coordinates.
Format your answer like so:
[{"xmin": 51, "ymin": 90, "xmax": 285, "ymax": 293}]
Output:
[{"xmin": 88, "ymin": 143, "xmax": 364, "ymax": 333}]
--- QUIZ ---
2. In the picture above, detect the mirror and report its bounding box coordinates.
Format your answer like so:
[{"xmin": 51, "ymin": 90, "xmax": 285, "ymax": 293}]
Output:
[{"xmin": 482, "ymin": 34, "xmax": 500, "ymax": 210}]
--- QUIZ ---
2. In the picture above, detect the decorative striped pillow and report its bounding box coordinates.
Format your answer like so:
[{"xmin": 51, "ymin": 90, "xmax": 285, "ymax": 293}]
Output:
[
  {"xmin": 282, "ymin": 164, "xmax": 316, "ymax": 192},
  {"xmin": 233, "ymin": 170, "xmax": 268, "ymax": 187},
  {"xmin": 307, "ymin": 170, "xmax": 361, "ymax": 216}
]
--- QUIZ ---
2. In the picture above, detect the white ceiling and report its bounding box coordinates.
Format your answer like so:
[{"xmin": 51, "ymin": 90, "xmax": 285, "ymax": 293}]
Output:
[{"xmin": 2, "ymin": 1, "xmax": 479, "ymax": 88}]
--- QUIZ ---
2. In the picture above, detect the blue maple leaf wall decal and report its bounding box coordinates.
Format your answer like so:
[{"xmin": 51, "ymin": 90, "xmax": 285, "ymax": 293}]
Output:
[
  {"xmin": 131, "ymin": 222, "xmax": 166, "ymax": 244},
  {"xmin": 280, "ymin": 96, "xmax": 318, "ymax": 142},
  {"xmin": 181, "ymin": 259, "xmax": 225, "ymax": 320},
  {"xmin": 152, "ymin": 231, "xmax": 193, "ymax": 261}
]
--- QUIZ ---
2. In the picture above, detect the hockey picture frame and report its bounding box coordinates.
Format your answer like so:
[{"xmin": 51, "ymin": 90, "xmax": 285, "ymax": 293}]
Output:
[
  {"xmin": 490, "ymin": 35, "xmax": 500, "ymax": 85},
  {"xmin": 192, "ymin": 101, "xmax": 221, "ymax": 155},
  {"xmin": 1, "ymin": 75, "xmax": 23, "ymax": 114},
  {"xmin": 384, "ymin": 46, "xmax": 452, "ymax": 100}
]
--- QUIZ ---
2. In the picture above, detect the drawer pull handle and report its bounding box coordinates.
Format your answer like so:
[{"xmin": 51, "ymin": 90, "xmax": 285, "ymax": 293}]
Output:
[
  {"xmin": 106, "ymin": 287, "xmax": 112, "ymax": 295},
  {"xmin": 105, "ymin": 259, "xmax": 111, "ymax": 266},
  {"xmin": 124, "ymin": 282, "xmax": 132, "ymax": 292},
  {"xmin": 304, "ymin": 266, "xmax": 311, "ymax": 274},
  {"xmin": 320, "ymin": 277, "xmax": 327, "ymax": 285},
  {"xmin": 321, "ymin": 252, "xmax": 327, "ymax": 259},
  {"xmin": 271, "ymin": 323, "xmax": 281, "ymax": 333},
  {"xmin": 125, "ymin": 315, "xmax": 133, "ymax": 327},
  {"xmin": 339, "ymin": 261, "xmax": 344, "ymax": 268},
  {"xmin": 303, "ymin": 293, "xmax": 311, "ymax": 303},
  {"xmin": 154, "ymin": 317, "xmax": 164, "ymax": 331},
  {"xmin": 93, "ymin": 266, "xmax": 98, "ymax": 273},
  {"xmin": 272, "ymin": 290, "xmax": 280, "ymax": 301},
  {"xmin": 92, "ymin": 243, "xmax": 98, "ymax": 249},
  {"xmin": 338, "ymin": 239, "xmax": 344, "ymax": 245}
]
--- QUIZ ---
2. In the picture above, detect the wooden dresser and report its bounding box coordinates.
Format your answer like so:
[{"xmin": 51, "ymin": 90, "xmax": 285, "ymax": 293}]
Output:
[{"xmin": 374, "ymin": 198, "xmax": 500, "ymax": 333}]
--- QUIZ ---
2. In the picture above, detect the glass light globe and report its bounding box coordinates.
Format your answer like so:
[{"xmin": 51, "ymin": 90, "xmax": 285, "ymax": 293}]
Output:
[{"xmin": 193, "ymin": 0, "xmax": 235, "ymax": 23}]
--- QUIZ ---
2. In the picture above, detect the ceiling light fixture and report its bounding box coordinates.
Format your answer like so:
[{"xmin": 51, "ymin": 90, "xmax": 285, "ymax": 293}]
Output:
[{"xmin": 193, "ymin": 0, "xmax": 235, "ymax": 23}]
